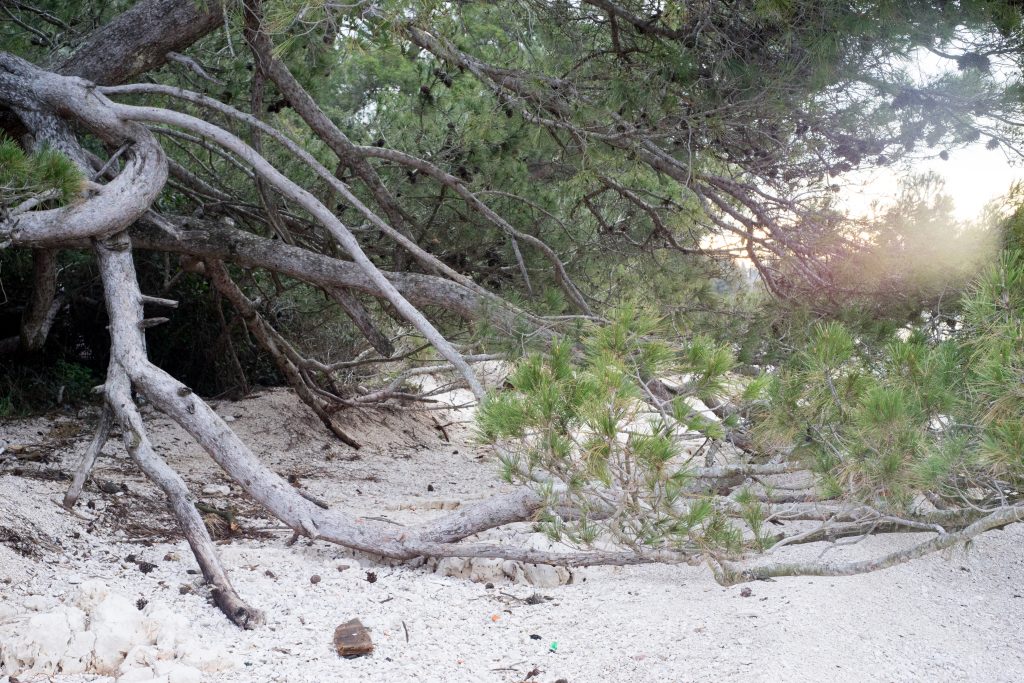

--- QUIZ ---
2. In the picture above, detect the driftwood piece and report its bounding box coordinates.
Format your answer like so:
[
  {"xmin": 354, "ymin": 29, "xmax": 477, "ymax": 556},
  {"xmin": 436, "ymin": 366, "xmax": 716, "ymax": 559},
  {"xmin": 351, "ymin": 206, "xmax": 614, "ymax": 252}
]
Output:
[{"xmin": 333, "ymin": 618, "xmax": 373, "ymax": 658}]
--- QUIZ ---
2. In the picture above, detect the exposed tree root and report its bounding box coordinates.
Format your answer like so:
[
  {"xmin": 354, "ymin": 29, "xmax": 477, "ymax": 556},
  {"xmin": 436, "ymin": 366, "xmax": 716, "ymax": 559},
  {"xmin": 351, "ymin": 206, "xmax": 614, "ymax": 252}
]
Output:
[
  {"xmin": 713, "ymin": 505, "xmax": 1024, "ymax": 585},
  {"xmin": 62, "ymin": 402, "xmax": 113, "ymax": 509},
  {"xmin": 104, "ymin": 364, "xmax": 263, "ymax": 628}
]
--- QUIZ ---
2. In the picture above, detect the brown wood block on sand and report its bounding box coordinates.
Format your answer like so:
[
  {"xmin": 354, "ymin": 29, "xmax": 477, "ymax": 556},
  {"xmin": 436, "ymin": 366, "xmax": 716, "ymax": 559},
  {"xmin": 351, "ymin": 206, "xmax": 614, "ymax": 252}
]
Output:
[{"xmin": 334, "ymin": 618, "xmax": 373, "ymax": 658}]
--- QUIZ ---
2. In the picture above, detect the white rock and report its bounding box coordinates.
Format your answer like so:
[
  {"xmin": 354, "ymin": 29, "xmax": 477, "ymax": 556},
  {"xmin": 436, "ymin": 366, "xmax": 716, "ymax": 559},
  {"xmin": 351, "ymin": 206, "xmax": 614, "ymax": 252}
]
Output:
[
  {"xmin": 116, "ymin": 667, "xmax": 161, "ymax": 683},
  {"xmin": 59, "ymin": 629, "xmax": 96, "ymax": 675},
  {"xmin": 120, "ymin": 645, "xmax": 159, "ymax": 674},
  {"xmin": 73, "ymin": 579, "xmax": 111, "ymax": 612},
  {"xmin": 467, "ymin": 558, "xmax": 505, "ymax": 584},
  {"xmin": 0, "ymin": 602, "xmax": 21, "ymax": 622},
  {"xmin": 683, "ymin": 396, "xmax": 719, "ymax": 423},
  {"xmin": 154, "ymin": 661, "xmax": 204, "ymax": 683},
  {"xmin": 21, "ymin": 595, "xmax": 55, "ymax": 612},
  {"xmin": 522, "ymin": 562, "xmax": 569, "ymax": 588},
  {"xmin": 502, "ymin": 560, "xmax": 524, "ymax": 583},
  {"xmin": 176, "ymin": 638, "xmax": 241, "ymax": 672},
  {"xmin": 91, "ymin": 594, "xmax": 150, "ymax": 674},
  {"xmin": 0, "ymin": 610, "xmax": 71, "ymax": 674},
  {"xmin": 201, "ymin": 484, "xmax": 230, "ymax": 496},
  {"xmin": 434, "ymin": 557, "xmax": 470, "ymax": 579},
  {"xmin": 143, "ymin": 603, "xmax": 192, "ymax": 651}
]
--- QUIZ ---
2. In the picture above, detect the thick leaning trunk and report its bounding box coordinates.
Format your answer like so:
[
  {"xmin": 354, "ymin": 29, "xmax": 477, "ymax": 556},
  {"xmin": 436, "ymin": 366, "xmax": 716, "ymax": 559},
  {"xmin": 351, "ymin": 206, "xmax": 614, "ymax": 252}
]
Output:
[
  {"xmin": 2, "ymin": 0, "xmax": 226, "ymax": 350},
  {"xmin": 130, "ymin": 218, "xmax": 547, "ymax": 338},
  {"xmin": 57, "ymin": 0, "xmax": 224, "ymax": 86},
  {"xmin": 327, "ymin": 287, "xmax": 395, "ymax": 358}
]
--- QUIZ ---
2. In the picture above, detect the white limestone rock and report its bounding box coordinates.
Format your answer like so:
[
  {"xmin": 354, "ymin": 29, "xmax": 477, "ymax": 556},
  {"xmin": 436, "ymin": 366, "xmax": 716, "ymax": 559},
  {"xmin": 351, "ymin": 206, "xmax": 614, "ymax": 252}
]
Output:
[
  {"xmin": 0, "ymin": 610, "xmax": 71, "ymax": 674},
  {"xmin": 522, "ymin": 562, "xmax": 570, "ymax": 588},
  {"xmin": 21, "ymin": 595, "xmax": 56, "ymax": 612},
  {"xmin": 91, "ymin": 594, "xmax": 149, "ymax": 673},
  {"xmin": 119, "ymin": 645, "xmax": 159, "ymax": 675},
  {"xmin": 72, "ymin": 579, "xmax": 111, "ymax": 612},
  {"xmin": 116, "ymin": 667, "xmax": 163, "ymax": 683},
  {"xmin": 175, "ymin": 637, "xmax": 242, "ymax": 672},
  {"xmin": 143, "ymin": 602, "xmax": 192, "ymax": 651},
  {"xmin": 434, "ymin": 556, "xmax": 471, "ymax": 579},
  {"xmin": 154, "ymin": 661, "xmax": 204, "ymax": 683},
  {"xmin": 59, "ymin": 627, "xmax": 96, "ymax": 674}
]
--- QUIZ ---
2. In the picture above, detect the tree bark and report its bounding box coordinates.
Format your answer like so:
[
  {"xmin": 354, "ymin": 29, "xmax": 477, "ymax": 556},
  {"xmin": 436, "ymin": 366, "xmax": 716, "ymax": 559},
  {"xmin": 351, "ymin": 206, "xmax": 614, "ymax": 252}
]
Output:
[
  {"xmin": 19, "ymin": 248, "xmax": 62, "ymax": 351},
  {"xmin": 130, "ymin": 218, "xmax": 543, "ymax": 337},
  {"xmin": 109, "ymin": 100, "xmax": 486, "ymax": 398},
  {"xmin": 58, "ymin": 0, "xmax": 224, "ymax": 86}
]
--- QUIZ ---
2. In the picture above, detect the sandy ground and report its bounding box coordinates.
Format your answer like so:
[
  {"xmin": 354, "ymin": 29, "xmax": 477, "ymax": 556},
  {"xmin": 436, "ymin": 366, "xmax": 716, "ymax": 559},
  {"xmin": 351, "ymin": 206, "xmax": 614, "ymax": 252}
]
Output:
[{"xmin": 2, "ymin": 387, "xmax": 1023, "ymax": 682}]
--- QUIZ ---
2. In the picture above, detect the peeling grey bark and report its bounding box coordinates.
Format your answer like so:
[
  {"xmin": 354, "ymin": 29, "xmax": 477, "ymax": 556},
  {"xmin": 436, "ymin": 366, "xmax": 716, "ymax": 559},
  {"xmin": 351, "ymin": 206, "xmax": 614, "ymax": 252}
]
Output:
[
  {"xmin": 19, "ymin": 249, "xmax": 61, "ymax": 351},
  {"xmin": 58, "ymin": 0, "xmax": 224, "ymax": 86},
  {"xmin": 63, "ymin": 402, "xmax": 113, "ymax": 509},
  {"xmin": 130, "ymin": 218, "xmax": 544, "ymax": 337}
]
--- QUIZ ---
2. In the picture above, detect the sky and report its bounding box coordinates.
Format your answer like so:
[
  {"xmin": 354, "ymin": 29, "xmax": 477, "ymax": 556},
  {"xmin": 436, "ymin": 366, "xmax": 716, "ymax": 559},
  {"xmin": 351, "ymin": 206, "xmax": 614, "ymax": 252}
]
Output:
[
  {"xmin": 839, "ymin": 143, "xmax": 1023, "ymax": 222},
  {"xmin": 839, "ymin": 47, "xmax": 1024, "ymax": 222}
]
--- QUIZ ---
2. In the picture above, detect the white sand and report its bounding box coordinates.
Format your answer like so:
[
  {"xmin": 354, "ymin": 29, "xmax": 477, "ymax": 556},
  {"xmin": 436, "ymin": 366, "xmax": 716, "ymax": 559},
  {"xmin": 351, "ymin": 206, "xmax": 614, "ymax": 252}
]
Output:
[{"xmin": 2, "ymin": 388, "xmax": 1023, "ymax": 682}]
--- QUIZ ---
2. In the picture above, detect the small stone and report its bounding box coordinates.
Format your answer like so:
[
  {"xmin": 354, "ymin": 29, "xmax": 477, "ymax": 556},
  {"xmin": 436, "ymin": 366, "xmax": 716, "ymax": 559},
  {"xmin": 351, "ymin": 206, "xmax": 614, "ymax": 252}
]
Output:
[
  {"xmin": 336, "ymin": 564, "xmax": 350, "ymax": 572},
  {"xmin": 310, "ymin": 575, "xmax": 321, "ymax": 585},
  {"xmin": 365, "ymin": 571, "xmax": 377, "ymax": 583},
  {"xmin": 222, "ymin": 415, "xmax": 237, "ymax": 423},
  {"xmin": 201, "ymin": 484, "xmax": 230, "ymax": 496},
  {"xmin": 333, "ymin": 618, "xmax": 373, "ymax": 658},
  {"xmin": 740, "ymin": 587, "xmax": 753, "ymax": 598}
]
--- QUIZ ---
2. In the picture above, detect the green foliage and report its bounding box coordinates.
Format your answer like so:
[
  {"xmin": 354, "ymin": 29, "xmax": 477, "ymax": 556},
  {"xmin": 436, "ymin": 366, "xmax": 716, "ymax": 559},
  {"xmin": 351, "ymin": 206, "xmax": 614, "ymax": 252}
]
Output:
[
  {"xmin": 53, "ymin": 360, "xmax": 96, "ymax": 403},
  {"xmin": 0, "ymin": 137, "xmax": 84, "ymax": 210},
  {"xmin": 754, "ymin": 241, "xmax": 1024, "ymax": 508},
  {"xmin": 478, "ymin": 307, "xmax": 749, "ymax": 553}
]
